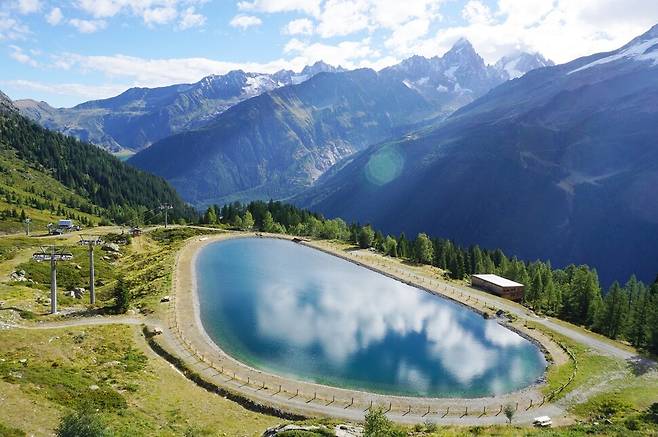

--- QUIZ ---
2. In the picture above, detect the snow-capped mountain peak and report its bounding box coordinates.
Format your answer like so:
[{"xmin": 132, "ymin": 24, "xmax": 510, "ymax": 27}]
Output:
[
  {"xmin": 443, "ymin": 38, "xmax": 481, "ymax": 64},
  {"xmin": 380, "ymin": 39, "xmax": 554, "ymax": 115},
  {"xmin": 301, "ymin": 61, "xmax": 344, "ymax": 76},
  {"xmin": 495, "ymin": 52, "xmax": 555, "ymax": 79}
]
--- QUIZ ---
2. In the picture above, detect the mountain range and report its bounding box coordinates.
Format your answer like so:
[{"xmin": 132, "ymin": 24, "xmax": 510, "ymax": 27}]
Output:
[
  {"xmin": 16, "ymin": 43, "xmax": 550, "ymax": 156},
  {"xmin": 128, "ymin": 68, "xmax": 438, "ymax": 205},
  {"xmin": 126, "ymin": 40, "xmax": 551, "ymax": 206},
  {"xmin": 296, "ymin": 24, "xmax": 658, "ymax": 285},
  {"xmin": 14, "ymin": 61, "xmax": 344, "ymax": 154},
  {"xmin": 379, "ymin": 39, "xmax": 553, "ymax": 116}
]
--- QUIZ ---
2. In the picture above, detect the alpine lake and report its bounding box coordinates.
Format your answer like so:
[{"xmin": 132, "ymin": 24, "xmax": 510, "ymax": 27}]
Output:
[{"xmin": 196, "ymin": 238, "xmax": 546, "ymax": 398}]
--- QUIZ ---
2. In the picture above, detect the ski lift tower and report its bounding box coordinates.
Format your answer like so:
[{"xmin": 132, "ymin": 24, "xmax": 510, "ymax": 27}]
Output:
[
  {"xmin": 159, "ymin": 204, "xmax": 174, "ymax": 228},
  {"xmin": 79, "ymin": 235, "xmax": 103, "ymax": 305},
  {"xmin": 23, "ymin": 218, "xmax": 31, "ymax": 236},
  {"xmin": 32, "ymin": 247, "xmax": 73, "ymax": 314}
]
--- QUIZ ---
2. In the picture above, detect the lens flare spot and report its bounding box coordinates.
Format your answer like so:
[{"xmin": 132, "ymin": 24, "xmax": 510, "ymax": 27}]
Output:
[{"xmin": 364, "ymin": 145, "xmax": 404, "ymax": 186}]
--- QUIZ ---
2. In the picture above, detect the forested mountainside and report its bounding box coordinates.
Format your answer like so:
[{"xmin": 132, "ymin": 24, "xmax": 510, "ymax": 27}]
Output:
[
  {"xmin": 0, "ymin": 98, "xmax": 194, "ymax": 225},
  {"xmin": 296, "ymin": 24, "xmax": 658, "ymax": 286}
]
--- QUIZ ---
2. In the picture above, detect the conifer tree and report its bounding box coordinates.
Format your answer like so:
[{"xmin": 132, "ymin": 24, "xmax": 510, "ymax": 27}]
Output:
[
  {"xmin": 397, "ymin": 233, "xmax": 409, "ymax": 258},
  {"xmin": 261, "ymin": 211, "xmax": 274, "ymax": 232},
  {"xmin": 413, "ymin": 233, "xmax": 433, "ymax": 264},
  {"xmin": 242, "ymin": 210, "xmax": 255, "ymax": 230},
  {"xmin": 358, "ymin": 225, "xmax": 375, "ymax": 249}
]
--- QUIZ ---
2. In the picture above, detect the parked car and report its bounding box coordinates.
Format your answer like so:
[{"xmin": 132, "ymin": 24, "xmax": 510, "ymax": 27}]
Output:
[{"xmin": 533, "ymin": 416, "xmax": 552, "ymax": 427}]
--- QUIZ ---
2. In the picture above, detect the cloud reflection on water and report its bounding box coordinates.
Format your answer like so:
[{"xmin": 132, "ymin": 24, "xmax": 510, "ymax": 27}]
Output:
[{"xmin": 254, "ymin": 268, "xmax": 531, "ymax": 387}]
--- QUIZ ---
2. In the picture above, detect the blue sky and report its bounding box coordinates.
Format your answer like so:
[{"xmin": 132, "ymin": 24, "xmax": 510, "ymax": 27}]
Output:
[{"xmin": 1, "ymin": 0, "xmax": 658, "ymax": 107}]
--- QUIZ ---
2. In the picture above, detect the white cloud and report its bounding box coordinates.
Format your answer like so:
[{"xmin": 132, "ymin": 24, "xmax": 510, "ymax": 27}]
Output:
[
  {"xmin": 74, "ymin": 0, "xmax": 206, "ymax": 27},
  {"xmin": 316, "ymin": 0, "xmax": 371, "ymax": 38},
  {"xmin": 75, "ymin": 0, "xmax": 124, "ymax": 18},
  {"xmin": 370, "ymin": 0, "xmax": 443, "ymax": 29},
  {"xmin": 229, "ymin": 14, "xmax": 262, "ymax": 30},
  {"xmin": 9, "ymin": 45, "xmax": 38, "ymax": 67},
  {"xmin": 16, "ymin": 0, "xmax": 41, "ymax": 14},
  {"xmin": 462, "ymin": 0, "xmax": 492, "ymax": 25},
  {"xmin": 178, "ymin": 7, "xmax": 205, "ymax": 30},
  {"xmin": 49, "ymin": 52, "xmax": 304, "ymax": 87},
  {"xmin": 237, "ymin": 0, "xmax": 658, "ymax": 68},
  {"xmin": 284, "ymin": 37, "xmax": 379, "ymax": 68},
  {"xmin": 143, "ymin": 6, "xmax": 177, "ymax": 26},
  {"xmin": 238, "ymin": 0, "xmax": 322, "ymax": 17},
  {"xmin": 69, "ymin": 18, "xmax": 107, "ymax": 34},
  {"xmin": 1, "ymin": 79, "xmax": 129, "ymax": 101},
  {"xmin": 384, "ymin": 17, "xmax": 431, "ymax": 55},
  {"xmin": 46, "ymin": 7, "xmax": 63, "ymax": 26},
  {"xmin": 376, "ymin": 0, "xmax": 658, "ymax": 64},
  {"xmin": 0, "ymin": 13, "xmax": 30, "ymax": 40},
  {"xmin": 283, "ymin": 18, "xmax": 313, "ymax": 35}
]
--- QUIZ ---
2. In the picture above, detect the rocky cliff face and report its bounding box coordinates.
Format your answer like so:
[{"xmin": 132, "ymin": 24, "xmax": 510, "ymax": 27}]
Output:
[
  {"xmin": 380, "ymin": 39, "xmax": 552, "ymax": 115},
  {"xmin": 0, "ymin": 91, "xmax": 17, "ymax": 114}
]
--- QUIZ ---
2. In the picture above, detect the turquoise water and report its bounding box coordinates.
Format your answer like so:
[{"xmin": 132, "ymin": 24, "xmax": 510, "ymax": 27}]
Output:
[{"xmin": 196, "ymin": 238, "xmax": 546, "ymax": 398}]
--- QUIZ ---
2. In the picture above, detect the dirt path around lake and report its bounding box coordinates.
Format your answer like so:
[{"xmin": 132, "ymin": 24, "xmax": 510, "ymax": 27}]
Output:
[{"xmin": 165, "ymin": 232, "xmax": 573, "ymax": 426}]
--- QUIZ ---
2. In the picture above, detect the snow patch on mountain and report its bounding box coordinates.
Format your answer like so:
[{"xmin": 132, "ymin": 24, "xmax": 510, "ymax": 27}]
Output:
[
  {"xmin": 243, "ymin": 74, "xmax": 278, "ymax": 97},
  {"xmin": 498, "ymin": 57, "xmax": 522, "ymax": 79},
  {"xmin": 569, "ymin": 36, "xmax": 658, "ymax": 74},
  {"xmin": 495, "ymin": 52, "xmax": 554, "ymax": 80}
]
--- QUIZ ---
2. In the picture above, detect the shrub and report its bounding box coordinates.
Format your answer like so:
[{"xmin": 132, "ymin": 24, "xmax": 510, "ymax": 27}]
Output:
[
  {"xmin": 364, "ymin": 407, "xmax": 406, "ymax": 436},
  {"xmin": 423, "ymin": 419, "xmax": 438, "ymax": 432},
  {"xmin": 647, "ymin": 403, "xmax": 658, "ymax": 423},
  {"xmin": 56, "ymin": 407, "xmax": 109, "ymax": 437},
  {"xmin": 594, "ymin": 398, "xmax": 632, "ymax": 419},
  {"xmin": 113, "ymin": 277, "xmax": 130, "ymax": 314}
]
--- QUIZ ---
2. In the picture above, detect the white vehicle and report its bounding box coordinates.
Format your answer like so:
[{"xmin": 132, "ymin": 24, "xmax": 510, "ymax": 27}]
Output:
[
  {"xmin": 52, "ymin": 219, "xmax": 81, "ymax": 234},
  {"xmin": 58, "ymin": 219, "xmax": 73, "ymax": 228},
  {"xmin": 533, "ymin": 416, "xmax": 553, "ymax": 427}
]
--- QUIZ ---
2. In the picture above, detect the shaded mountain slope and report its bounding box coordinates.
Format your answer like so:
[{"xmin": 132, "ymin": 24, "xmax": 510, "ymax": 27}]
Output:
[
  {"xmin": 296, "ymin": 25, "xmax": 658, "ymax": 285},
  {"xmin": 129, "ymin": 68, "xmax": 438, "ymax": 206}
]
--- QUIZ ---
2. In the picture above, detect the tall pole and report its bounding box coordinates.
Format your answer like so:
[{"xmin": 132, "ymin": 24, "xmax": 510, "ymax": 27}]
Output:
[
  {"xmin": 89, "ymin": 244, "xmax": 95, "ymax": 305},
  {"xmin": 160, "ymin": 204, "xmax": 173, "ymax": 228},
  {"xmin": 50, "ymin": 254, "xmax": 57, "ymax": 314},
  {"xmin": 79, "ymin": 236, "xmax": 101, "ymax": 306},
  {"xmin": 24, "ymin": 218, "xmax": 31, "ymax": 236},
  {"xmin": 33, "ymin": 247, "xmax": 72, "ymax": 315}
]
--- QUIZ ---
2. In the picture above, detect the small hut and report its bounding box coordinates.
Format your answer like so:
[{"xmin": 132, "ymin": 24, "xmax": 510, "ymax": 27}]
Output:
[{"xmin": 471, "ymin": 274, "xmax": 524, "ymax": 301}]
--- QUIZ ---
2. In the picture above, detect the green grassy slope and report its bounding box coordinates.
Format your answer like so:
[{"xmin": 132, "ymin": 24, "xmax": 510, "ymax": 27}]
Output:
[{"xmin": 0, "ymin": 110, "xmax": 196, "ymax": 225}]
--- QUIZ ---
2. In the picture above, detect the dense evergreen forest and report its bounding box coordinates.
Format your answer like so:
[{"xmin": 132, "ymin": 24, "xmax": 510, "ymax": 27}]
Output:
[
  {"xmin": 0, "ymin": 112, "xmax": 196, "ymax": 224},
  {"xmin": 203, "ymin": 200, "xmax": 658, "ymax": 356}
]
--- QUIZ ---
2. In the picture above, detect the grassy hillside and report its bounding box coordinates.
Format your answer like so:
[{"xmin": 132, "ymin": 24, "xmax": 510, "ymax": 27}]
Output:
[
  {"xmin": 0, "ymin": 146, "xmax": 102, "ymax": 234},
  {"xmin": 0, "ymin": 110, "xmax": 196, "ymax": 225}
]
